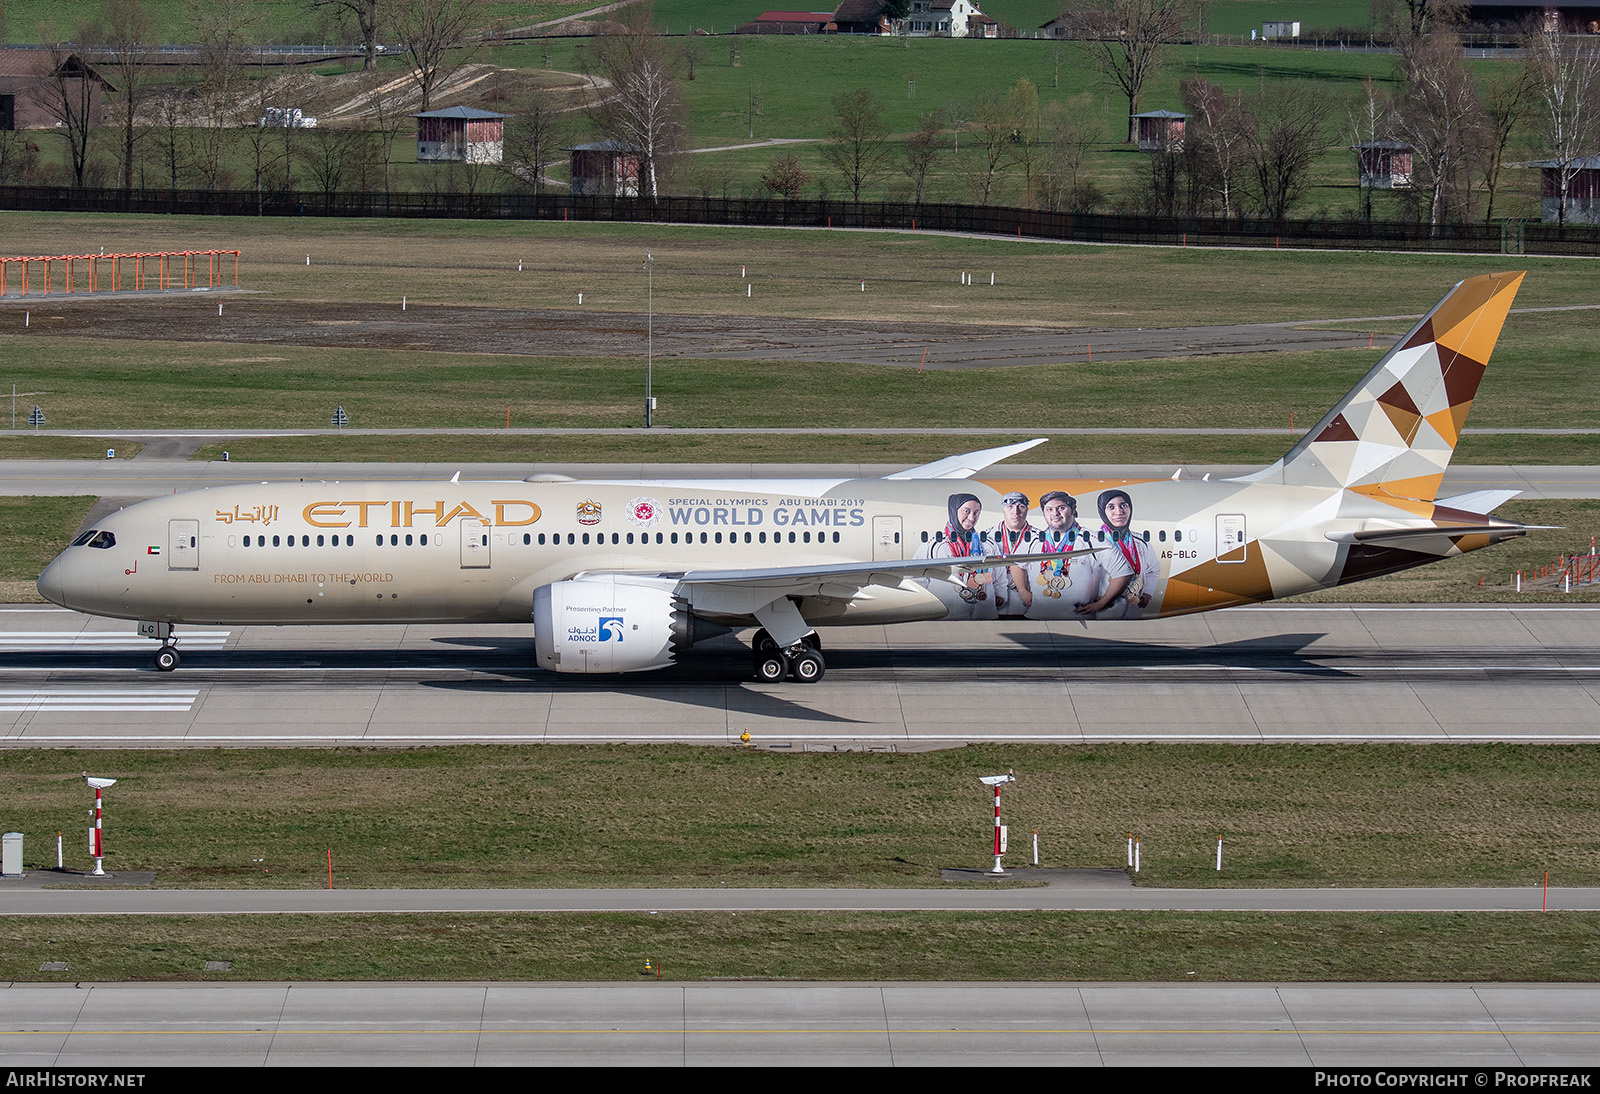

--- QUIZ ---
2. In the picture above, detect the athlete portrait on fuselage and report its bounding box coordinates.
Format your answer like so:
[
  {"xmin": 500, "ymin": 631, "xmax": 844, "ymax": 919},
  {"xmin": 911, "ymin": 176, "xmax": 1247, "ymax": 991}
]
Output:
[
  {"xmin": 1025, "ymin": 490, "xmax": 1099, "ymax": 621},
  {"xmin": 985, "ymin": 490, "xmax": 1039, "ymax": 619},
  {"xmin": 1078, "ymin": 488, "xmax": 1162, "ymax": 620},
  {"xmin": 916, "ymin": 491, "xmax": 995, "ymax": 620}
]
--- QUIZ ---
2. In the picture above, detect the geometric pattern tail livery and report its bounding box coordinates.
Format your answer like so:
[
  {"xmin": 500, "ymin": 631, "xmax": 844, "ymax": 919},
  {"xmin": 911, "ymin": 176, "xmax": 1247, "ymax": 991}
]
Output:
[{"xmin": 1247, "ymin": 271, "xmax": 1525, "ymax": 502}]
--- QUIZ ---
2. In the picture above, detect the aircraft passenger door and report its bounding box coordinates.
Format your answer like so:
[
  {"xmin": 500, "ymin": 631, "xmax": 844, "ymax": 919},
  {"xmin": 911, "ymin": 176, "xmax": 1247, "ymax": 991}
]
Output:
[
  {"xmin": 167, "ymin": 520, "xmax": 199, "ymax": 570},
  {"xmin": 460, "ymin": 518, "xmax": 491, "ymax": 569},
  {"xmin": 872, "ymin": 516, "xmax": 903, "ymax": 561},
  {"xmin": 1216, "ymin": 514, "xmax": 1247, "ymax": 564}
]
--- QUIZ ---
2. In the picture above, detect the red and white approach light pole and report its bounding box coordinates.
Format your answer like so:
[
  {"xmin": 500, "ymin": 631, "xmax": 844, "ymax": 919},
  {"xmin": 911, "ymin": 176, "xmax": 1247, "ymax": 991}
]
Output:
[
  {"xmin": 979, "ymin": 770, "xmax": 1016, "ymax": 874},
  {"xmin": 82, "ymin": 773, "xmax": 116, "ymax": 876}
]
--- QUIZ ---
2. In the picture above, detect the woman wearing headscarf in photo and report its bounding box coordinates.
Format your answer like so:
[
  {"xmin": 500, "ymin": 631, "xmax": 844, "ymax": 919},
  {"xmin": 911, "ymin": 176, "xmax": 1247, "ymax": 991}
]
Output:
[
  {"xmin": 914, "ymin": 491, "xmax": 997, "ymax": 620},
  {"xmin": 1075, "ymin": 488, "xmax": 1161, "ymax": 621}
]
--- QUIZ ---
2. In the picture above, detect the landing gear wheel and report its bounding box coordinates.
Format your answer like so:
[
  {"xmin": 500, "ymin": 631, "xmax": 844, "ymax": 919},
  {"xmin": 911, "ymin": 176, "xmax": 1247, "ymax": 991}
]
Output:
[
  {"xmin": 753, "ymin": 650, "xmax": 789, "ymax": 683},
  {"xmin": 789, "ymin": 647, "xmax": 826, "ymax": 683},
  {"xmin": 753, "ymin": 628, "xmax": 819, "ymax": 652},
  {"xmin": 154, "ymin": 645, "xmax": 180, "ymax": 672}
]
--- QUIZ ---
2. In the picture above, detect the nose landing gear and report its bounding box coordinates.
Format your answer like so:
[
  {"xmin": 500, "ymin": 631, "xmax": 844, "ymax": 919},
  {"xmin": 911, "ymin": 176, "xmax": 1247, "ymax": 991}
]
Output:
[{"xmin": 154, "ymin": 645, "xmax": 180, "ymax": 672}]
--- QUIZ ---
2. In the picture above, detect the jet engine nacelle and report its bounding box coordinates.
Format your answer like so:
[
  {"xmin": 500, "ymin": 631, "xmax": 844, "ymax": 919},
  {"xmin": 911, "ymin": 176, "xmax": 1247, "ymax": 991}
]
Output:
[{"xmin": 533, "ymin": 576, "xmax": 697, "ymax": 674}]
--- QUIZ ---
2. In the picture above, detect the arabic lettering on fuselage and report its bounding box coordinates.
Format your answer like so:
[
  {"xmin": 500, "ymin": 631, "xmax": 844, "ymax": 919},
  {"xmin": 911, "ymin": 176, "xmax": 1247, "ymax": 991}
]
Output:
[{"xmin": 214, "ymin": 504, "xmax": 281, "ymax": 526}]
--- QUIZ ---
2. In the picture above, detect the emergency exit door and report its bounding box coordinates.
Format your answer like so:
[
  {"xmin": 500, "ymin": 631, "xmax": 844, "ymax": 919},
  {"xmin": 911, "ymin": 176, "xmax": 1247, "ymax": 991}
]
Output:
[
  {"xmin": 460, "ymin": 518, "xmax": 490, "ymax": 568},
  {"xmin": 168, "ymin": 520, "xmax": 199, "ymax": 570},
  {"xmin": 873, "ymin": 517, "xmax": 903, "ymax": 560},
  {"xmin": 1217, "ymin": 514, "xmax": 1247, "ymax": 564}
]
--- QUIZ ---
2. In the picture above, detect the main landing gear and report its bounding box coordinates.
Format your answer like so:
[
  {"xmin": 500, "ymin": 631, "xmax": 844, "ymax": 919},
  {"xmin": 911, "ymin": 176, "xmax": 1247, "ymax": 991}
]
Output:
[{"xmin": 750, "ymin": 628, "xmax": 825, "ymax": 684}]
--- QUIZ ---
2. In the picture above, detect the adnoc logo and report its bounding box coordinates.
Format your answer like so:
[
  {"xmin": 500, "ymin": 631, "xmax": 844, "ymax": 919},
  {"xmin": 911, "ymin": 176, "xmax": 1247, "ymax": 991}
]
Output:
[{"xmin": 599, "ymin": 617, "xmax": 625, "ymax": 642}]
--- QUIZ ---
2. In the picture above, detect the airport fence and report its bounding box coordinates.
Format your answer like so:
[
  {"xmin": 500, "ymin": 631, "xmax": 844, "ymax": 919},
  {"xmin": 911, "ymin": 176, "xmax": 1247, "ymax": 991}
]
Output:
[{"xmin": 2, "ymin": 184, "xmax": 1596, "ymax": 257}]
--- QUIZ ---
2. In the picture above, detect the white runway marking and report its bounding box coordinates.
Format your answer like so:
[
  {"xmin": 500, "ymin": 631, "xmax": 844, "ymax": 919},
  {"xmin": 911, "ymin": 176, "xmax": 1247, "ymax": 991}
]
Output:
[
  {"xmin": 0, "ymin": 688, "xmax": 200, "ymax": 712},
  {"xmin": 0, "ymin": 629, "xmax": 229, "ymax": 651}
]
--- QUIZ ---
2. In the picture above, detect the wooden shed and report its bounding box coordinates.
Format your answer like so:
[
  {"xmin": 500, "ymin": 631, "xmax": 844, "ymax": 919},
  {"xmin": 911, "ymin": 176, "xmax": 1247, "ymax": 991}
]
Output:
[
  {"xmin": 1133, "ymin": 110, "xmax": 1187, "ymax": 151},
  {"xmin": 413, "ymin": 106, "xmax": 506, "ymax": 165},
  {"xmin": 1524, "ymin": 156, "xmax": 1600, "ymax": 224},
  {"xmin": 567, "ymin": 141, "xmax": 641, "ymax": 198},
  {"xmin": 1355, "ymin": 141, "xmax": 1414, "ymax": 189}
]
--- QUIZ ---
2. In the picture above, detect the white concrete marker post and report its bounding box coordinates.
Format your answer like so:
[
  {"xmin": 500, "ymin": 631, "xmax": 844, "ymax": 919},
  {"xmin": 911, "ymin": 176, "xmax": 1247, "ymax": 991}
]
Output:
[
  {"xmin": 83, "ymin": 773, "xmax": 116, "ymax": 876},
  {"xmin": 979, "ymin": 770, "xmax": 1016, "ymax": 874},
  {"xmin": 1216, "ymin": 836, "xmax": 1223, "ymax": 871}
]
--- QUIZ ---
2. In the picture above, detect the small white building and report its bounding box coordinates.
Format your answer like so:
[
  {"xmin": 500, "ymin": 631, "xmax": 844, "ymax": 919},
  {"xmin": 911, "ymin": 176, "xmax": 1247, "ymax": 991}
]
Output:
[{"xmin": 1262, "ymin": 20, "xmax": 1301, "ymax": 38}]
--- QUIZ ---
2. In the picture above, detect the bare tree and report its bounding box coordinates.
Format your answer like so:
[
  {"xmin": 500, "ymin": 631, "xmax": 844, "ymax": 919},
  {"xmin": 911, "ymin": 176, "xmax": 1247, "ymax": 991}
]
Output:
[
  {"xmin": 821, "ymin": 88, "xmax": 893, "ymax": 202},
  {"xmin": 1526, "ymin": 23, "xmax": 1600, "ymax": 226},
  {"xmin": 902, "ymin": 110, "xmax": 947, "ymax": 204},
  {"xmin": 760, "ymin": 152, "xmax": 809, "ymax": 199},
  {"xmin": 304, "ymin": 127, "xmax": 380, "ymax": 200},
  {"xmin": 590, "ymin": 22, "xmax": 686, "ymax": 201},
  {"xmin": 501, "ymin": 93, "xmax": 567, "ymax": 197},
  {"xmin": 1056, "ymin": 0, "xmax": 1186, "ymax": 143},
  {"xmin": 238, "ymin": 78, "xmax": 297, "ymax": 208},
  {"xmin": 150, "ymin": 87, "xmax": 188, "ymax": 190},
  {"xmin": 29, "ymin": 36, "xmax": 104, "ymax": 188},
  {"xmin": 1376, "ymin": 0, "xmax": 1468, "ymax": 51},
  {"xmin": 1393, "ymin": 32, "xmax": 1483, "ymax": 229},
  {"xmin": 1476, "ymin": 65, "xmax": 1534, "ymax": 225},
  {"xmin": 1243, "ymin": 83, "xmax": 1329, "ymax": 221},
  {"xmin": 1008, "ymin": 77, "xmax": 1043, "ymax": 199},
  {"xmin": 1035, "ymin": 96, "xmax": 1102, "ymax": 211},
  {"xmin": 1182, "ymin": 77, "xmax": 1249, "ymax": 219},
  {"xmin": 313, "ymin": 0, "xmax": 384, "ymax": 70},
  {"xmin": 98, "ymin": 0, "xmax": 154, "ymax": 191},
  {"xmin": 961, "ymin": 89, "xmax": 1015, "ymax": 206},
  {"xmin": 393, "ymin": 0, "xmax": 485, "ymax": 113}
]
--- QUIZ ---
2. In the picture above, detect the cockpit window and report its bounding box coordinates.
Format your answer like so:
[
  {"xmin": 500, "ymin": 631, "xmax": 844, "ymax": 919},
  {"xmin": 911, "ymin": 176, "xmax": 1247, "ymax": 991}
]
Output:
[
  {"xmin": 70, "ymin": 530, "xmax": 98, "ymax": 547},
  {"xmin": 86, "ymin": 531, "xmax": 116, "ymax": 549}
]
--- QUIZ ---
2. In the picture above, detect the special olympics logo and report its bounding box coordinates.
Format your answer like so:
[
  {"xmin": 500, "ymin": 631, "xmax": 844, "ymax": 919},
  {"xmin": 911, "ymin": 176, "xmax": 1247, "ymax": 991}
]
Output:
[
  {"xmin": 626, "ymin": 496, "xmax": 661, "ymax": 529},
  {"xmin": 599, "ymin": 617, "xmax": 625, "ymax": 642}
]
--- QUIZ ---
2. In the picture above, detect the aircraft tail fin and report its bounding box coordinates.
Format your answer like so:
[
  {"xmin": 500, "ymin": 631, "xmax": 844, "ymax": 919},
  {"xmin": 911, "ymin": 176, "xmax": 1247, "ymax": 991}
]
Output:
[{"xmin": 1237, "ymin": 271, "xmax": 1525, "ymax": 501}]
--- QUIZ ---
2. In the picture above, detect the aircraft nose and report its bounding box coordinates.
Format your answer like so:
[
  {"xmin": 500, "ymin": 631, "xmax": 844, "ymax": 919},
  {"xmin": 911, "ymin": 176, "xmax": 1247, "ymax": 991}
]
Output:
[{"xmin": 36, "ymin": 555, "xmax": 70, "ymax": 609}]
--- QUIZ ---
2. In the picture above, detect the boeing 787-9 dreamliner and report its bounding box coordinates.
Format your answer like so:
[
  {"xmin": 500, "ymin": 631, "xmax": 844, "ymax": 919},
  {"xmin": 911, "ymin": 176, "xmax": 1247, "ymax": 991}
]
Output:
[{"xmin": 38, "ymin": 272, "xmax": 1538, "ymax": 684}]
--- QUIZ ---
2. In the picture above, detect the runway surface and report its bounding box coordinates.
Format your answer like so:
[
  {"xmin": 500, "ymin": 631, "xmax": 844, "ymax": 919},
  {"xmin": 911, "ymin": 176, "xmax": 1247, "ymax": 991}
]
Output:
[
  {"xmin": 3, "ymin": 981, "xmax": 1596, "ymax": 1066},
  {"xmin": 3, "ymin": 604, "xmax": 1597, "ymax": 747}
]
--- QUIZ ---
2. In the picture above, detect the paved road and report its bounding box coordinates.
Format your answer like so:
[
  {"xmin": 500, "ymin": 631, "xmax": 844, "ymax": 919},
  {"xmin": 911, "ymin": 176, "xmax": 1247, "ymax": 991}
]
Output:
[
  {"xmin": 3, "ymin": 604, "xmax": 1598, "ymax": 747},
  {"xmin": 5, "ymin": 458, "xmax": 1599, "ymax": 499},
  {"xmin": 2, "ymin": 884, "xmax": 1595, "ymax": 916},
  {"xmin": 3, "ymin": 981, "xmax": 1595, "ymax": 1066}
]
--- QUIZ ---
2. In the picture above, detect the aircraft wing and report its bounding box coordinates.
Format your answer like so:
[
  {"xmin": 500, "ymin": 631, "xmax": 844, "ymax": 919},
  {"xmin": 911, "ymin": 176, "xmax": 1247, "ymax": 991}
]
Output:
[
  {"xmin": 883, "ymin": 438, "xmax": 1048, "ymax": 480},
  {"xmin": 675, "ymin": 546, "xmax": 1101, "ymax": 590}
]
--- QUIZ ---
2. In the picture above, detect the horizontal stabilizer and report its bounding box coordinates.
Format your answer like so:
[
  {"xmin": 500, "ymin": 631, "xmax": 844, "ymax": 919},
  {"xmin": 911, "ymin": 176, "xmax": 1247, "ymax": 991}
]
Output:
[
  {"xmin": 1324, "ymin": 521, "xmax": 1546, "ymax": 545},
  {"xmin": 885, "ymin": 438, "xmax": 1048, "ymax": 480},
  {"xmin": 1435, "ymin": 489, "xmax": 1520, "ymax": 513}
]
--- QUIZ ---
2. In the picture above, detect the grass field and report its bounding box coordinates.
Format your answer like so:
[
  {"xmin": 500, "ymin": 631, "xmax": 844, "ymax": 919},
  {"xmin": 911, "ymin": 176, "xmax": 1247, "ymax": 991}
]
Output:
[
  {"xmin": 4, "ymin": 911, "xmax": 1596, "ymax": 983},
  {"xmin": 8, "ymin": 743, "xmax": 1598, "ymax": 890},
  {"xmin": 10, "ymin": 213, "xmax": 1590, "ymax": 322}
]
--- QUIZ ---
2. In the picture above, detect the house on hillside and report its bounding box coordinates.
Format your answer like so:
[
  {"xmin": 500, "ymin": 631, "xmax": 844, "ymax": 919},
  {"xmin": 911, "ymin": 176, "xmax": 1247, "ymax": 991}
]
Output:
[
  {"xmin": 903, "ymin": 0, "xmax": 997, "ymax": 36},
  {"xmin": 0, "ymin": 49, "xmax": 114, "ymax": 131},
  {"xmin": 1468, "ymin": 3, "xmax": 1600, "ymax": 32},
  {"xmin": 413, "ymin": 106, "xmax": 506, "ymax": 165},
  {"xmin": 568, "ymin": 141, "xmax": 641, "ymax": 197},
  {"xmin": 735, "ymin": 11, "xmax": 836, "ymax": 33}
]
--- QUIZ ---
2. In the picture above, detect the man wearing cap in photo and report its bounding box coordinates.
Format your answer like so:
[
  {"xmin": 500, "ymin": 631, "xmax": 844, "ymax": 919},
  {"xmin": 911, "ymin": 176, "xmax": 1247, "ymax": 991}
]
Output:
[
  {"xmin": 983, "ymin": 490, "xmax": 1039, "ymax": 619},
  {"xmin": 1026, "ymin": 489, "xmax": 1101, "ymax": 621}
]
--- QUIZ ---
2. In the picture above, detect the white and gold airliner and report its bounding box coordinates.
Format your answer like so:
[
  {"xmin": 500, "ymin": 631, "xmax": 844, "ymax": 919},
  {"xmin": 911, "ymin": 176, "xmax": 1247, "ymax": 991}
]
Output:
[{"xmin": 38, "ymin": 273, "xmax": 1538, "ymax": 683}]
